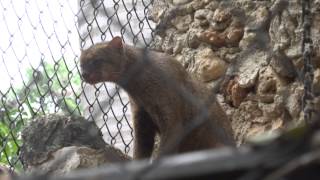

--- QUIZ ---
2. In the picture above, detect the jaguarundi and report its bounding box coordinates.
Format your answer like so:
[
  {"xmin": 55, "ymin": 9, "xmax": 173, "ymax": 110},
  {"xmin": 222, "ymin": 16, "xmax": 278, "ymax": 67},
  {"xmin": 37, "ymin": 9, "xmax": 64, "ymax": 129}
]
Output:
[{"xmin": 80, "ymin": 36, "xmax": 235, "ymax": 159}]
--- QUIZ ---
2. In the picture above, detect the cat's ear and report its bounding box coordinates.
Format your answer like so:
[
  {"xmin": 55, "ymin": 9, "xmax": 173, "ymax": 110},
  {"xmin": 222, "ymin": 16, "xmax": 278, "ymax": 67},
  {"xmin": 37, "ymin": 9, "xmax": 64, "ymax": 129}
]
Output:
[{"xmin": 109, "ymin": 36, "xmax": 123, "ymax": 49}]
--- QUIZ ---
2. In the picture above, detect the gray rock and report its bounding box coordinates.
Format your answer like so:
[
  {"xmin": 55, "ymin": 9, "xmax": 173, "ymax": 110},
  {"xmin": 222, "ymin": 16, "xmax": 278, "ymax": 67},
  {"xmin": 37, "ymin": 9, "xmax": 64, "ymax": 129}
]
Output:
[
  {"xmin": 194, "ymin": 9, "xmax": 212, "ymax": 20},
  {"xmin": 173, "ymin": 0, "xmax": 192, "ymax": 6},
  {"xmin": 173, "ymin": 36, "xmax": 184, "ymax": 54},
  {"xmin": 194, "ymin": 48, "xmax": 228, "ymax": 82},
  {"xmin": 237, "ymin": 51, "xmax": 268, "ymax": 88},
  {"xmin": 186, "ymin": 29, "xmax": 201, "ymax": 49},
  {"xmin": 231, "ymin": 101, "xmax": 262, "ymax": 144},
  {"xmin": 313, "ymin": 68, "xmax": 320, "ymax": 95},
  {"xmin": 171, "ymin": 14, "xmax": 192, "ymax": 32},
  {"xmin": 269, "ymin": 0, "xmax": 302, "ymax": 55},
  {"xmin": 285, "ymin": 83, "xmax": 303, "ymax": 119},
  {"xmin": 150, "ymin": 35, "xmax": 163, "ymax": 51},
  {"xmin": 148, "ymin": 0, "xmax": 169, "ymax": 23},
  {"xmin": 239, "ymin": 30, "xmax": 257, "ymax": 50},
  {"xmin": 270, "ymin": 49, "xmax": 297, "ymax": 80},
  {"xmin": 217, "ymin": 47, "xmax": 241, "ymax": 63},
  {"xmin": 21, "ymin": 114, "xmax": 129, "ymax": 172},
  {"xmin": 246, "ymin": 6, "xmax": 270, "ymax": 31},
  {"xmin": 26, "ymin": 146, "xmax": 130, "ymax": 175},
  {"xmin": 161, "ymin": 28, "xmax": 177, "ymax": 54},
  {"xmin": 189, "ymin": 0, "xmax": 211, "ymax": 11},
  {"xmin": 205, "ymin": 1, "xmax": 220, "ymax": 11},
  {"xmin": 256, "ymin": 66, "xmax": 280, "ymax": 97},
  {"xmin": 209, "ymin": 8, "xmax": 232, "ymax": 31},
  {"xmin": 193, "ymin": 9, "xmax": 212, "ymax": 27},
  {"xmin": 178, "ymin": 47, "xmax": 197, "ymax": 71},
  {"xmin": 259, "ymin": 94, "xmax": 285, "ymax": 120}
]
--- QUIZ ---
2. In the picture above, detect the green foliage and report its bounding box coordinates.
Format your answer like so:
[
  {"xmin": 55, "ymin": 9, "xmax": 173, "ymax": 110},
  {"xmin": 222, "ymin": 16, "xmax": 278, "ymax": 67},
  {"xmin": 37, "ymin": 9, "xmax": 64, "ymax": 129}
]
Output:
[{"xmin": 0, "ymin": 59, "xmax": 82, "ymax": 171}]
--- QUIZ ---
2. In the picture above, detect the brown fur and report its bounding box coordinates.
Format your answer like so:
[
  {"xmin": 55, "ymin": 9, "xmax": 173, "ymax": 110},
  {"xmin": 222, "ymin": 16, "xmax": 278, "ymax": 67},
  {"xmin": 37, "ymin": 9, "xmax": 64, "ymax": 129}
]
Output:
[{"xmin": 80, "ymin": 37, "xmax": 235, "ymax": 159}]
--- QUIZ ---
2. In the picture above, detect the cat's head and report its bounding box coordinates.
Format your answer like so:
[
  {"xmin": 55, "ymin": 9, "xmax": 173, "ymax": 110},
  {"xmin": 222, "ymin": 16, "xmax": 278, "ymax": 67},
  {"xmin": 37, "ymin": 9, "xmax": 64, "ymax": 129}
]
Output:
[{"xmin": 80, "ymin": 36, "xmax": 125, "ymax": 84}]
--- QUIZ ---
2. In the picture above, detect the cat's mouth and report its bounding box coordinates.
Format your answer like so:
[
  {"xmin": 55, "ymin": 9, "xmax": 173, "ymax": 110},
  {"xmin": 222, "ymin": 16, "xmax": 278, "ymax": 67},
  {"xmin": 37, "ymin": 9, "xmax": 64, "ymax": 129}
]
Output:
[
  {"xmin": 81, "ymin": 71, "xmax": 120, "ymax": 84},
  {"xmin": 81, "ymin": 72, "xmax": 101, "ymax": 84}
]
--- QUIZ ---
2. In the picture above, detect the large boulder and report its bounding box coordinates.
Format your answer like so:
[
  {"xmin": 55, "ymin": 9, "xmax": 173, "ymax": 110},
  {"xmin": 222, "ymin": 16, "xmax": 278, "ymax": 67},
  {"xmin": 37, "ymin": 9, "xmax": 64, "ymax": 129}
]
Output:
[{"xmin": 21, "ymin": 114, "xmax": 130, "ymax": 175}]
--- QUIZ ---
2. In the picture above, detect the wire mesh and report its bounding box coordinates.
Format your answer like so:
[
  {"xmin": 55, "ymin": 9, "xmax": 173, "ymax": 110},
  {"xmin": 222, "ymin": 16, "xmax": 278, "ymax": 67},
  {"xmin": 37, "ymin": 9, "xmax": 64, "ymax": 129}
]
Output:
[
  {"xmin": 0, "ymin": 1, "xmax": 316, "ymax": 180},
  {"xmin": 0, "ymin": 0, "xmax": 154, "ymax": 171}
]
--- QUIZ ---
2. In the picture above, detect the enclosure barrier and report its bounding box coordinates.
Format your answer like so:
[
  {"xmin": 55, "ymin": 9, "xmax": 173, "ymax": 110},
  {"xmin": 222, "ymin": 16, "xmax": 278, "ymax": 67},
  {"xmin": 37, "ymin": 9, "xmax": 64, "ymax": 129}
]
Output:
[{"xmin": 0, "ymin": 0, "xmax": 318, "ymax": 179}]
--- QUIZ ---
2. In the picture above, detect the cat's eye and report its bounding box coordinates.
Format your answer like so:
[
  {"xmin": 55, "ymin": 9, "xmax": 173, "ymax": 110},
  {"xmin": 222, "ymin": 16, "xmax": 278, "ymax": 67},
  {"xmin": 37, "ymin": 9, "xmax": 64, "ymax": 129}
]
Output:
[{"xmin": 89, "ymin": 58, "xmax": 104, "ymax": 67}]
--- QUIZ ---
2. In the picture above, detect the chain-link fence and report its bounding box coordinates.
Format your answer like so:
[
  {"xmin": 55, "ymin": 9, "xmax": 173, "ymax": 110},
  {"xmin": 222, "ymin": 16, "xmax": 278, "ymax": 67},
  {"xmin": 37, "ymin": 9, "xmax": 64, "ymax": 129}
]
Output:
[
  {"xmin": 0, "ymin": 0, "xmax": 155, "ymax": 171},
  {"xmin": 77, "ymin": 0, "xmax": 155, "ymax": 156},
  {"xmin": 0, "ymin": 1, "xmax": 318, "ymax": 179}
]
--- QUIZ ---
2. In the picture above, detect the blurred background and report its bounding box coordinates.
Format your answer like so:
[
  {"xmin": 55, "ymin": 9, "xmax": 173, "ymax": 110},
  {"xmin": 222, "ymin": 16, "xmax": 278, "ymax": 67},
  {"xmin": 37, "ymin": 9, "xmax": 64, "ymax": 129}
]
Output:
[{"xmin": 0, "ymin": 0, "xmax": 154, "ymax": 170}]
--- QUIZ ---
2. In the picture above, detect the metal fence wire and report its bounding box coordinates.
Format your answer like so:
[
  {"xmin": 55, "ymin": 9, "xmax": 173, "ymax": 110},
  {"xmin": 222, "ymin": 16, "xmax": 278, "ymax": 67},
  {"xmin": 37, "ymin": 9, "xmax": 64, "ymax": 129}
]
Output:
[
  {"xmin": 0, "ymin": 0, "xmax": 154, "ymax": 170},
  {"xmin": 0, "ymin": 0, "xmax": 316, "ymax": 178}
]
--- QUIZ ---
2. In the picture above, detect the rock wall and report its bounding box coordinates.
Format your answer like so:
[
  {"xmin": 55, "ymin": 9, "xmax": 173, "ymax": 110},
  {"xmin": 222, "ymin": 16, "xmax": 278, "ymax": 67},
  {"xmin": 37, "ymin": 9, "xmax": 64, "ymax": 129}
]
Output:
[{"xmin": 149, "ymin": 0, "xmax": 320, "ymax": 144}]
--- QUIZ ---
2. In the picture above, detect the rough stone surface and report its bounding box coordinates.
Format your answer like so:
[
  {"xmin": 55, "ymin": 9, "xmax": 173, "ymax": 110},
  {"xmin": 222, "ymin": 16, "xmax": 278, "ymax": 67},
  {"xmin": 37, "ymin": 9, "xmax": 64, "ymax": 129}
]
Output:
[
  {"xmin": 210, "ymin": 8, "xmax": 232, "ymax": 31},
  {"xmin": 239, "ymin": 30, "xmax": 258, "ymax": 49},
  {"xmin": 197, "ymin": 30, "xmax": 226, "ymax": 47},
  {"xmin": 270, "ymin": 50, "xmax": 297, "ymax": 80},
  {"xmin": 171, "ymin": 15, "xmax": 192, "ymax": 33},
  {"xmin": 314, "ymin": 68, "xmax": 320, "ymax": 95},
  {"xmin": 285, "ymin": 83, "xmax": 303, "ymax": 119},
  {"xmin": 223, "ymin": 76, "xmax": 249, "ymax": 107},
  {"xmin": 237, "ymin": 51, "xmax": 268, "ymax": 88},
  {"xmin": 21, "ymin": 114, "xmax": 130, "ymax": 173},
  {"xmin": 194, "ymin": 48, "xmax": 228, "ymax": 82},
  {"xmin": 256, "ymin": 66, "xmax": 280, "ymax": 97},
  {"xmin": 230, "ymin": 101, "xmax": 262, "ymax": 144},
  {"xmin": 149, "ymin": 0, "xmax": 320, "ymax": 144},
  {"xmin": 225, "ymin": 25, "xmax": 244, "ymax": 46},
  {"xmin": 173, "ymin": 0, "xmax": 192, "ymax": 6},
  {"xmin": 26, "ymin": 146, "xmax": 130, "ymax": 175}
]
